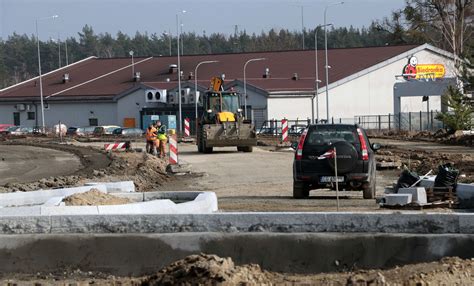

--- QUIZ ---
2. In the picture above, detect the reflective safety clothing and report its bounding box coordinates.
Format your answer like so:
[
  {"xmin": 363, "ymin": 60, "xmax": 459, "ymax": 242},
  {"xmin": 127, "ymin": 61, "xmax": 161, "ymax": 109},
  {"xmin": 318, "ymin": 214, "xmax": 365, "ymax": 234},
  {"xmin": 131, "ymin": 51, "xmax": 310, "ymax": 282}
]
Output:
[
  {"xmin": 157, "ymin": 125, "xmax": 167, "ymax": 141},
  {"xmin": 146, "ymin": 127, "xmax": 157, "ymax": 141}
]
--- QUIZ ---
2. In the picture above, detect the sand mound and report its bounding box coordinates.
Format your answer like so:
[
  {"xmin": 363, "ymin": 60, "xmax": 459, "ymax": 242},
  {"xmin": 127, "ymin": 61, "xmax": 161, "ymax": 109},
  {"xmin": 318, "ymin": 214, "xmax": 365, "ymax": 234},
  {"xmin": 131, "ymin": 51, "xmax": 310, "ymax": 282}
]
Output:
[
  {"xmin": 144, "ymin": 253, "xmax": 273, "ymax": 285},
  {"xmin": 63, "ymin": 188, "xmax": 130, "ymax": 206}
]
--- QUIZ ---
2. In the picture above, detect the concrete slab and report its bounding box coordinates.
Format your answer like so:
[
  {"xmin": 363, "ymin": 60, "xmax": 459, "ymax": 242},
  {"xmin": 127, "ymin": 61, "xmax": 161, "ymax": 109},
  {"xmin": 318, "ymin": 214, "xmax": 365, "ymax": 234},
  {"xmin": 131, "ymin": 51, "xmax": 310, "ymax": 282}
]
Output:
[
  {"xmin": 385, "ymin": 194, "xmax": 412, "ymax": 206},
  {"xmin": 43, "ymin": 197, "xmax": 64, "ymax": 206},
  {"xmin": 398, "ymin": 187, "xmax": 428, "ymax": 204},
  {"xmin": 0, "ymin": 206, "xmax": 41, "ymax": 216}
]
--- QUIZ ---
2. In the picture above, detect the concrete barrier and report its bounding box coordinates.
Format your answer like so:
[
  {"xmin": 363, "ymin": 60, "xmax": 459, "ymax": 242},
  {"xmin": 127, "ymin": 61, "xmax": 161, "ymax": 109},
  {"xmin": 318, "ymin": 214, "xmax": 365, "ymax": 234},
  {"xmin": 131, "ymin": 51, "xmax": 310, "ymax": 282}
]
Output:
[
  {"xmin": 85, "ymin": 181, "xmax": 135, "ymax": 193},
  {"xmin": 0, "ymin": 191, "xmax": 218, "ymax": 216},
  {"xmin": 0, "ymin": 233, "xmax": 473, "ymax": 276}
]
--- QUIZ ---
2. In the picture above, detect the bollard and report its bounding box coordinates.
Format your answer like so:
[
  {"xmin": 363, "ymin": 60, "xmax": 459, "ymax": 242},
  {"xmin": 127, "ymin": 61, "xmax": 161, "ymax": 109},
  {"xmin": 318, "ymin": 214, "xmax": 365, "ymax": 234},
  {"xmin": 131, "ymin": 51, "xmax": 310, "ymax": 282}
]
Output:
[
  {"xmin": 281, "ymin": 119, "xmax": 288, "ymax": 142},
  {"xmin": 169, "ymin": 134, "xmax": 178, "ymax": 165},
  {"xmin": 184, "ymin": 118, "xmax": 190, "ymax": 137}
]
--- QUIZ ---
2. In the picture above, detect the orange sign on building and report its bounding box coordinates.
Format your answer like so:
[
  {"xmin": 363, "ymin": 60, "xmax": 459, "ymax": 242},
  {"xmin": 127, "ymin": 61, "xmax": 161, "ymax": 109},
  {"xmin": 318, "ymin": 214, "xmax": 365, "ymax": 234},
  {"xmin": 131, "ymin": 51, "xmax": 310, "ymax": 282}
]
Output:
[{"xmin": 402, "ymin": 56, "xmax": 445, "ymax": 80}]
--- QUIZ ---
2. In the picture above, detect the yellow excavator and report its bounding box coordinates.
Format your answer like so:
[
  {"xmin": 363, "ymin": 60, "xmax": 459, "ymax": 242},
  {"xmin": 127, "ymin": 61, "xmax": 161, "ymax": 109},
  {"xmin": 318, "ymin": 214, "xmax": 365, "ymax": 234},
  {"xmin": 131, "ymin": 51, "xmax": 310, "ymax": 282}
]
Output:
[{"xmin": 196, "ymin": 76, "xmax": 257, "ymax": 153}]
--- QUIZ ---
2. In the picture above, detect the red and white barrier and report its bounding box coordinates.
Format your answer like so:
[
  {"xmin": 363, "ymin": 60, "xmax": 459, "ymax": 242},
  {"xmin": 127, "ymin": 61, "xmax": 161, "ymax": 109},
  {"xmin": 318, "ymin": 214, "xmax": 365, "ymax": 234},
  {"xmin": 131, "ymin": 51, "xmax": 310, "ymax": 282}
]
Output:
[
  {"xmin": 281, "ymin": 119, "xmax": 289, "ymax": 142},
  {"xmin": 184, "ymin": 118, "xmax": 190, "ymax": 137},
  {"xmin": 169, "ymin": 135, "xmax": 178, "ymax": 164},
  {"xmin": 104, "ymin": 142, "xmax": 129, "ymax": 151}
]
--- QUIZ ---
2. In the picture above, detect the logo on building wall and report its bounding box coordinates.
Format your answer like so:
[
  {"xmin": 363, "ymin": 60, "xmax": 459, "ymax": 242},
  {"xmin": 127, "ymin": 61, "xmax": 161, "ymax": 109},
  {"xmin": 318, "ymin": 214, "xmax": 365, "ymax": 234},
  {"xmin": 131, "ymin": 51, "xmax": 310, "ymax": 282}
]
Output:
[{"xmin": 402, "ymin": 56, "xmax": 445, "ymax": 80}]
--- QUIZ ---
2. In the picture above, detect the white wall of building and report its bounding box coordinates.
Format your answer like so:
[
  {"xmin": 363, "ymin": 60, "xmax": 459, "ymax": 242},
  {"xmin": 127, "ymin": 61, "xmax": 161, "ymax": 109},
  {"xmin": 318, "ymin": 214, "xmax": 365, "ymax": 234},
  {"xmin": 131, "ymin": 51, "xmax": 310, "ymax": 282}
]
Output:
[{"xmin": 267, "ymin": 97, "xmax": 313, "ymax": 121}]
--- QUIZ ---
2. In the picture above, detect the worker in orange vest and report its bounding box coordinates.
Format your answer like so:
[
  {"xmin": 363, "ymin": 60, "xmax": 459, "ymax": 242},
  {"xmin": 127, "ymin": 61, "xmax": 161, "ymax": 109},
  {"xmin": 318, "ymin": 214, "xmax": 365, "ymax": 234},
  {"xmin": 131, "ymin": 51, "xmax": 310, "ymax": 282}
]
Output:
[{"xmin": 145, "ymin": 123, "xmax": 157, "ymax": 154}]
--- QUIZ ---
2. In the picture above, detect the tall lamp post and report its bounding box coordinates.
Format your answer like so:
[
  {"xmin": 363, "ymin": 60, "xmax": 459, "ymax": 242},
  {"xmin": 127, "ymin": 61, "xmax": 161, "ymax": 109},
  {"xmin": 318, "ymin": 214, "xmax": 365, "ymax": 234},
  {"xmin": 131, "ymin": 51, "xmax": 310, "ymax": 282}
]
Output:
[
  {"xmin": 176, "ymin": 10, "xmax": 186, "ymax": 134},
  {"xmin": 36, "ymin": 14, "xmax": 58, "ymax": 132},
  {"xmin": 194, "ymin": 60, "xmax": 219, "ymax": 121},
  {"xmin": 324, "ymin": 1, "xmax": 343, "ymax": 122},
  {"xmin": 243, "ymin": 58, "xmax": 266, "ymax": 118},
  {"xmin": 314, "ymin": 23, "xmax": 332, "ymax": 124}
]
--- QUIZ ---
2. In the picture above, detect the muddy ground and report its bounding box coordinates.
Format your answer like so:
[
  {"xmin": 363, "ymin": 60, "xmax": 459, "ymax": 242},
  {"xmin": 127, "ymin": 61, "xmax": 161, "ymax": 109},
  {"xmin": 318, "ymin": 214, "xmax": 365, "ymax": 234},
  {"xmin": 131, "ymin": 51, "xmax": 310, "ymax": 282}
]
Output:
[{"xmin": 1, "ymin": 254, "xmax": 473, "ymax": 285}]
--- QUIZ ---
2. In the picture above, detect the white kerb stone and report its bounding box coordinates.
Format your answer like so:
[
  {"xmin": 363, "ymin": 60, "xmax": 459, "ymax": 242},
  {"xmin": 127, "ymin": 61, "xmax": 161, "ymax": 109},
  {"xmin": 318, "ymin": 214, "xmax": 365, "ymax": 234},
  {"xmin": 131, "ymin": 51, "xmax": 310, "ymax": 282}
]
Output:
[
  {"xmin": 398, "ymin": 187, "xmax": 428, "ymax": 204},
  {"xmin": 385, "ymin": 194, "xmax": 412, "ymax": 206}
]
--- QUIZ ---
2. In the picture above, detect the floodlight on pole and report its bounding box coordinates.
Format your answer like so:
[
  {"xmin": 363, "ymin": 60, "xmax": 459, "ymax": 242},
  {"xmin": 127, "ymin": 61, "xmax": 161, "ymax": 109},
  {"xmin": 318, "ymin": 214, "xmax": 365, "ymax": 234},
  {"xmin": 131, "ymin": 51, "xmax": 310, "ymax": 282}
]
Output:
[
  {"xmin": 324, "ymin": 1, "xmax": 343, "ymax": 122},
  {"xmin": 243, "ymin": 58, "xmax": 266, "ymax": 118},
  {"xmin": 314, "ymin": 23, "xmax": 332, "ymax": 124},
  {"xmin": 176, "ymin": 10, "xmax": 186, "ymax": 134},
  {"xmin": 36, "ymin": 14, "xmax": 59, "ymax": 132}
]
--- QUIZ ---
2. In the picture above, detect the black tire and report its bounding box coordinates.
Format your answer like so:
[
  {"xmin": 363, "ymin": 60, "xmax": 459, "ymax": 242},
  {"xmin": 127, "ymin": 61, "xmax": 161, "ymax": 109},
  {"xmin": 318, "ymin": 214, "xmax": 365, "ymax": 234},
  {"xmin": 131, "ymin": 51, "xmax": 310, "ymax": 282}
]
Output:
[
  {"xmin": 237, "ymin": 146, "xmax": 244, "ymax": 152},
  {"xmin": 200, "ymin": 128, "xmax": 213, "ymax": 153},
  {"xmin": 293, "ymin": 181, "xmax": 309, "ymax": 199},
  {"xmin": 242, "ymin": 146, "xmax": 253, "ymax": 152},
  {"xmin": 363, "ymin": 175, "xmax": 376, "ymax": 199}
]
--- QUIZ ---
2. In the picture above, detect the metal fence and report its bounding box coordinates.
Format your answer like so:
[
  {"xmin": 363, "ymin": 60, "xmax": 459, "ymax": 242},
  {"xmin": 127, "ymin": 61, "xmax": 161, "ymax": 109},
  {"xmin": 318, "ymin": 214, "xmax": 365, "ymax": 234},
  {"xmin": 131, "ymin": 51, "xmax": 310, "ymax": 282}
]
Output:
[{"xmin": 355, "ymin": 111, "xmax": 445, "ymax": 131}]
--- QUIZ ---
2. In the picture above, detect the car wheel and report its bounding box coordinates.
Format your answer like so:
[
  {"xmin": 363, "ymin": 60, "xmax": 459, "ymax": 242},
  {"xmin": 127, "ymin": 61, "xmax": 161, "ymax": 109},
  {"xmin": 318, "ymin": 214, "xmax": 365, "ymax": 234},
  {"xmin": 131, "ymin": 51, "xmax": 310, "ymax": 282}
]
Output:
[
  {"xmin": 363, "ymin": 174, "xmax": 376, "ymax": 199},
  {"xmin": 293, "ymin": 181, "xmax": 309, "ymax": 199}
]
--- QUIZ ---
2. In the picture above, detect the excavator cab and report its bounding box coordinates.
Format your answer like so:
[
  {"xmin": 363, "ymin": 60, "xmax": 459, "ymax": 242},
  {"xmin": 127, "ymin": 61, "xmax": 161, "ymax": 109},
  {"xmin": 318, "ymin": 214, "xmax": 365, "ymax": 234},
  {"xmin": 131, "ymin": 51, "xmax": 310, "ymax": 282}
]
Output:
[{"xmin": 204, "ymin": 91, "xmax": 242, "ymax": 123}]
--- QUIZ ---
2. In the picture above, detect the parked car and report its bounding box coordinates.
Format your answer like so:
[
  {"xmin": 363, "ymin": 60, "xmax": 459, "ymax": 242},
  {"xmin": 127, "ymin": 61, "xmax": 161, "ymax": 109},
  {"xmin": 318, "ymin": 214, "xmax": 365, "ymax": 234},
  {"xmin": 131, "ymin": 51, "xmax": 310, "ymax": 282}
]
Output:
[
  {"xmin": 112, "ymin": 128, "xmax": 144, "ymax": 137},
  {"xmin": 0, "ymin": 124, "xmax": 14, "ymax": 132},
  {"xmin": 0, "ymin": 126, "xmax": 19, "ymax": 135},
  {"xmin": 292, "ymin": 124, "xmax": 380, "ymax": 199},
  {"xmin": 93, "ymin": 125, "xmax": 120, "ymax": 136},
  {"xmin": 66, "ymin": 126, "xmax": 79, "ymax": 136},
  {"xmin": 9, "ymin": 126, "xmax": 34, "ymax": 135},
  {"xmin": 76, "ymin": 126, "xmax": 97, "ymax": 136},
  {"xmin": 288, "ymin": 124, "xmax": 306, "ymax": 136},
  {"xmin": 257, "ymin": 127, "xmax": 282, "ymax": 135}
]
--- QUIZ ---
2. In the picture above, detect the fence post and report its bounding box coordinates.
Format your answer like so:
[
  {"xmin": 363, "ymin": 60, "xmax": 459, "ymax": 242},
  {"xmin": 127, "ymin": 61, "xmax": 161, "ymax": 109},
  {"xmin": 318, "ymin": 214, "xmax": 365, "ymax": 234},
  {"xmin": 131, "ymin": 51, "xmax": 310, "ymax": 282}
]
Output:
[
  {"xmin": 419, "ymin": 111, "xmax": 422, "ymax": 131},
  {"xmin": 398, "ymin": 113, "xmax": 402, "ymax": 131},
  {"xmin": 430, "ymin": 110, "xmax": 434, "ymax": 130},
  {"xmin": 339, "ymin": 118, "xmax": 342, "ymax": 123},
  {"xmin": 409, "ymin": 112, "xmax": 412, "ymax": 131},
  {"xmin": 332, "ymin": 117, "xmax": 334, "ymax": 124},
  {"xmin": 378, "ymin": 115, "xmax": 381, "ymax": 131},
  {"xmin": 388, "ymin": 113, "xmax": 391, "ymax": 130}
]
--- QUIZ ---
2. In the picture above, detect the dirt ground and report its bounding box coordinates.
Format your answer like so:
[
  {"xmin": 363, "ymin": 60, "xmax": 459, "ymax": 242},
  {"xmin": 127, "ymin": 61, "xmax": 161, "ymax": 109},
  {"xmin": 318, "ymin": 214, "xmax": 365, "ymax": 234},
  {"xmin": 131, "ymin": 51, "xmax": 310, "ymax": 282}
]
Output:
[
  {"xmin": 63, "ymin": 189, "xmax": 130, "ymax": 206},
  {"xmin": 1, "ymin": 254, "xmax": 473, "ymax": 285}
]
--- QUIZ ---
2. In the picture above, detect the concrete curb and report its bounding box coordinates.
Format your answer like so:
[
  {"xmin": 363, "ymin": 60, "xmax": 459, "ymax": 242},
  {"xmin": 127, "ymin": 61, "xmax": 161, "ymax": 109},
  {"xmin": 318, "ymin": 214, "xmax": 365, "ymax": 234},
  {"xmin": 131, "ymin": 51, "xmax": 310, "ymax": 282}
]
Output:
[{"xmin": 0, "ymin": 212, "xmax": 473, "ymax": 234}]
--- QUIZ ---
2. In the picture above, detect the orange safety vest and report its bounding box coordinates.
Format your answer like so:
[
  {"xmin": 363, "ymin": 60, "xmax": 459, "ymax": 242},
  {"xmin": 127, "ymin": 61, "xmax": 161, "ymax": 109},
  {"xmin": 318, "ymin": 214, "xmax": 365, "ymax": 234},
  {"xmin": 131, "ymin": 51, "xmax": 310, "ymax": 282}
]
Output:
[{"xmin": 146, "ymin": 127, "xmax": 157, "ymax": 141}]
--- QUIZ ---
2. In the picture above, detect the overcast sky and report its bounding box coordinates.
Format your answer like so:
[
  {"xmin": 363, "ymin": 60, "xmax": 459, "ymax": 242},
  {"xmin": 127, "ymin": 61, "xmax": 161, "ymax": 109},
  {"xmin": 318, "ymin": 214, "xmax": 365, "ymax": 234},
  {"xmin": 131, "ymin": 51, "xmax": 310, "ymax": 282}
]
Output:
[{"xmin": 0, "ymin": 0, "xmax": 405, "ymax": 40}]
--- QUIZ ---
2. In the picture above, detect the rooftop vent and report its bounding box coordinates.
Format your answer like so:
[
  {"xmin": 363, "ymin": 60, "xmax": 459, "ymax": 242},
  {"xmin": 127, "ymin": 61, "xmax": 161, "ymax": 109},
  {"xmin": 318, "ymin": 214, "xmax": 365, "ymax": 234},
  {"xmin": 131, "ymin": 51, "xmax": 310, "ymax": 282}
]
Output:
[
  {"xmin": 62, "ymin": 73, "xmax": 70, "ymax": 83},
  {"xmin": 169, "ymin": 64, "xmax": 178, "ymax": 74},
  {"xmin": 292, "ymin": 73, "xmax": 299, "ymax": 80},
  {"xmin": 263, "ymin": 68, "xmax": 270, "ymax": 78},
  {"xmin": 133, "ymin": 72, "xmax": 141, "ymax": 82}
]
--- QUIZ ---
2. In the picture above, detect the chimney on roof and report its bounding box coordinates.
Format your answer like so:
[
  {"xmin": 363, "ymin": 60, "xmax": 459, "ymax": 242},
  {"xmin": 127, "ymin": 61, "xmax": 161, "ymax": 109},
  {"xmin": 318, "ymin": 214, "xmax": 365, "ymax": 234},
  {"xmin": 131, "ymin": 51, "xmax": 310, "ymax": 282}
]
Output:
[
  {"xmin": 180, "ymin": 70, "xmax": 184, "ymax": 80},
  {"xmin": 292, "ymin": 73, "xmax": 299, "ymax": 80},
  {"xmin": 263, "ymin": 68, "xmax": 270, "ymax": 78},
  {"xmin": 169, "ymin": 64, "xmax": 178, "ymax": 74},
  {"xmin": 133, "ymin": 72, "xmax": 141, "ymax": 82},
  {"xmin": 188, "ymin": 72, "xmax": 194, "ymax": 80},
  {"xmin": 62, "ymin": 73, "xmax": 70, "ymax": 83}
]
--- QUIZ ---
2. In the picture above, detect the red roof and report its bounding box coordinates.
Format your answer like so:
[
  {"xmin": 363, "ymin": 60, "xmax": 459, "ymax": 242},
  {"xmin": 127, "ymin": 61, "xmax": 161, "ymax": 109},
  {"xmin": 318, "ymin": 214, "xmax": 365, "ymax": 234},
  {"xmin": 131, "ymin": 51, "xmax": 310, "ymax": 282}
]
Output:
[{"xmin": 0, "ymin": 45, "xmax": 419, "ymax": 100}]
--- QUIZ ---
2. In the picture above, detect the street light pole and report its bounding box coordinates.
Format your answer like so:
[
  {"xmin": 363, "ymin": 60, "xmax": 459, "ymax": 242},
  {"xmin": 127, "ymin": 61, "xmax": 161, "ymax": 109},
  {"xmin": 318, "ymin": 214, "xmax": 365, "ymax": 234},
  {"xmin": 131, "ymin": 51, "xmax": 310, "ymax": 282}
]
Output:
[
  {"xmin": 194, "ymin": 60, "xmax": 219, "ymax": 121},
  {"xmin": 324, "ymin": 2, "xmax": 343, "ymax": 122},
  {"xmin": 243, "ymin": 58, "xmax": 266, "ymax": 118},
  {"xmin": 129, "ymin": 50, "xmax": 134, "ymax": 77},
  {"xmin": 314, "ymin": 24, "xmax": 332, "ymax": 124},
  {"xmin": 176, "ymin": 10, "xmax": 186, "ymax": 134},
  {"xmin": 36, "ymin": 14, "xmax": 58, "ymax": 132}
]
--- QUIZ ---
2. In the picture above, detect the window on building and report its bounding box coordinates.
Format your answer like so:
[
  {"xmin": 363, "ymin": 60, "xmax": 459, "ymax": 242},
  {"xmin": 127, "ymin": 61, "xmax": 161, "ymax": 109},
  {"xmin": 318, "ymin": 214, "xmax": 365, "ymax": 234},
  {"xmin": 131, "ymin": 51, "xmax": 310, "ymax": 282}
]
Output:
[
  {"xmin": 89, "ymin": 118, "xmax": 98, "ymax": 126},
  {"xmin": 27, "ymin": 112, "xmax": 35, "ymax": 120}
]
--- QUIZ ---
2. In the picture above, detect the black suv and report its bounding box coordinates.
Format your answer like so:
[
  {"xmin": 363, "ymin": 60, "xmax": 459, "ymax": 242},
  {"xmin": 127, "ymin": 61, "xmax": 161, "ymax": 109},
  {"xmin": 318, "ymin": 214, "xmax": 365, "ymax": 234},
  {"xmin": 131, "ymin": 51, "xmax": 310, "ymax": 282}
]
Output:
[{"xmin": 292, "ymin": 124, "xmax": 380, "ymax": 199}]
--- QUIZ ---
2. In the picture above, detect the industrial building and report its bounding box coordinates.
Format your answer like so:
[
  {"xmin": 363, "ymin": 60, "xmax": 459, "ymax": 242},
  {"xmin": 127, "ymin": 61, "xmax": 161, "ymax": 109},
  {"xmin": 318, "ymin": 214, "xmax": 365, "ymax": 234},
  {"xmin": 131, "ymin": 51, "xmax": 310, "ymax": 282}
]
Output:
[{"xmin": 0, "ymin": 43, "xmax": 456, "ymax": 131}]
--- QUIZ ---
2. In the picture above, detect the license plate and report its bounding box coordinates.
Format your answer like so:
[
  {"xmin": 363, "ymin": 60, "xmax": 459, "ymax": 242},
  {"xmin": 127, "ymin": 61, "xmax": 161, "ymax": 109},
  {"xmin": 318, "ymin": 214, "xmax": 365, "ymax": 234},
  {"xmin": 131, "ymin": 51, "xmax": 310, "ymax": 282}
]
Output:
[{"xmin": 320, "ymin": 176, "xmax": 344, "ymax": 183}]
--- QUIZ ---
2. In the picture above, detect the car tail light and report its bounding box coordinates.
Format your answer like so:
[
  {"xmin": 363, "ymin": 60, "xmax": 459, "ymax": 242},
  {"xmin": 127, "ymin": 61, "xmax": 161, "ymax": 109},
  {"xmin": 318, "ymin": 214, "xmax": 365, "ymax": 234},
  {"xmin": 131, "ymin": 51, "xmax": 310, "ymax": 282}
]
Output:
[
  {"xmin": 295, "ymin": 129, "xmax": 308, "ymax": 160},
  {"xmin": 357, "ymin": 128, "xmax": 369, "ymax": 161}
]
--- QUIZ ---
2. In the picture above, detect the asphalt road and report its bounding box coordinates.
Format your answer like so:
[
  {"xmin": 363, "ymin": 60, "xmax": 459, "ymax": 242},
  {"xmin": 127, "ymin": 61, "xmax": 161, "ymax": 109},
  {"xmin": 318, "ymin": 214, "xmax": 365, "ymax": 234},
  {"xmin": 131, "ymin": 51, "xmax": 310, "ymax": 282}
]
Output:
[
  {"xmin": 176, "ymin": 144, "xmax": 390, "ymax": 212},
  {"xmin": 0, "ymin": 145, "xmax": 82, "ymax": 185}
]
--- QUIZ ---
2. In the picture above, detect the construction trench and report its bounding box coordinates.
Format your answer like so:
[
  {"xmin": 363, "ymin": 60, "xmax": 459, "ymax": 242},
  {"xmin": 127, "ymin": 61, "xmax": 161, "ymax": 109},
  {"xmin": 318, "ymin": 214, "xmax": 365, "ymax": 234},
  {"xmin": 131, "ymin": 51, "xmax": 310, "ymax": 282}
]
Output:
[{"xmin": 0, "ymin": 136, "xmax": 474, "ymax": 283}]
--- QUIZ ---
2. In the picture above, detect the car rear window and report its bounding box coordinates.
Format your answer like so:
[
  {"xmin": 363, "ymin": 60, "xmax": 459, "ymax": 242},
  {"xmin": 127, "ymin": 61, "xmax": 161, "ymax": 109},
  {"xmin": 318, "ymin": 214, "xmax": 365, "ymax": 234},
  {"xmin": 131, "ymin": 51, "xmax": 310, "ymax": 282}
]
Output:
[{"xmin": 305, "ymin": 126, "xmax": 358, "ymax": 147}]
